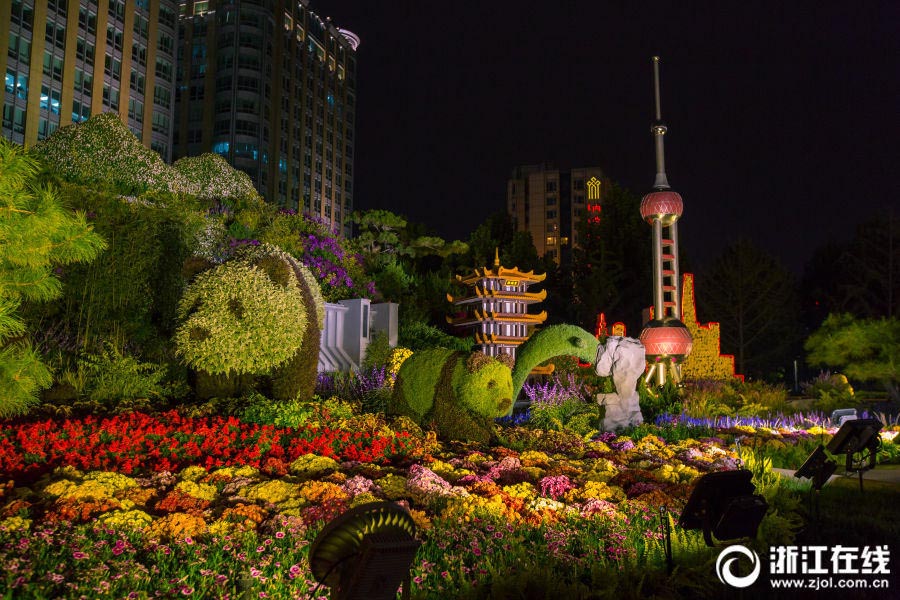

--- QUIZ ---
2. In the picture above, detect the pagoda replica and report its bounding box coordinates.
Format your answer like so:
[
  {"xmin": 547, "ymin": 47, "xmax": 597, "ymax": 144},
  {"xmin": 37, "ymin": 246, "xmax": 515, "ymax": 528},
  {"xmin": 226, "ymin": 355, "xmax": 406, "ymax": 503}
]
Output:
[
  {"xmin": 447, "ymin": 249, "xmax": 548, "ymax": 360},
  {"xmin": 639, "ymin": 57, "xmax": 693, "ymax": 386}
]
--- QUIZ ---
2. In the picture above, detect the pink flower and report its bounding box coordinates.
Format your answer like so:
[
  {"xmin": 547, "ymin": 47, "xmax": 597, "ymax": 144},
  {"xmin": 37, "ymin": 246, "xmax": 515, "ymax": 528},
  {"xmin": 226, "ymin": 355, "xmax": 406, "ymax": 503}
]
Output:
[{"xmin": 72, "ymin": 551, "xmax": 87, "ymax": 560}]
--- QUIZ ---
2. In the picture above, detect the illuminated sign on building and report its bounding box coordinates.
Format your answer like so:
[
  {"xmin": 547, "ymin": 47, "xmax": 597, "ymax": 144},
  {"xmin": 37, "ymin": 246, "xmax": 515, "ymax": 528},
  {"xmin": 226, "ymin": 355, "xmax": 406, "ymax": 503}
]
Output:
[
  {"xmin": 586, "ymin": 177, "xmax": 601, "ymax": 200},
  {"xmin": 505, "ymin": 280, "xmax": 520, "ymax": 287},
  {"xmin": 587, "ymin": 201, "xmax": 602, "ymax": 224}
]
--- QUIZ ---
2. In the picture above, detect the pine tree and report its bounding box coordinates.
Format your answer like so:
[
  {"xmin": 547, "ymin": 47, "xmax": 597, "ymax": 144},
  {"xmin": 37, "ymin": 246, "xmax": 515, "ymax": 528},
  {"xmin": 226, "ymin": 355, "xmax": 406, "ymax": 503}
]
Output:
[{"xmin": 0, "ymin": 138, "xmax": 106, "ymax": 416}]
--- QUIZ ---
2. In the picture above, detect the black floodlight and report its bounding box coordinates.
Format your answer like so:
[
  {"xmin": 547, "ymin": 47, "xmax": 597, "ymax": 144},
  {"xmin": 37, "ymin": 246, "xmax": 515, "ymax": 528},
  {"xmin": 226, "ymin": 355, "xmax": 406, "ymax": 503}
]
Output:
[
  {"xmin": 679, "ymin": 469, "xmax": 768, "ymax": 546},
  {"xmin": 794, "ymin": 444, "xmax": 837, "ymax": 490},
  {"xmin": 826, "ymin": 418, "xmax": 882, "ymax": 457},
  {"xmin": 309, "ymin": 502, "xmax": 420, "ymax": 600}
]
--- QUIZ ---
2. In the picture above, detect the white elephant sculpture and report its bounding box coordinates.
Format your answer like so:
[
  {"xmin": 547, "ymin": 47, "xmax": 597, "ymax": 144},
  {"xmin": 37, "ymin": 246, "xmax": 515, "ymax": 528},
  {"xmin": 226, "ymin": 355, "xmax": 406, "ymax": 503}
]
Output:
[{"xmin": 595, "ymin": 336, "xmax": 646, "ymax": 430}]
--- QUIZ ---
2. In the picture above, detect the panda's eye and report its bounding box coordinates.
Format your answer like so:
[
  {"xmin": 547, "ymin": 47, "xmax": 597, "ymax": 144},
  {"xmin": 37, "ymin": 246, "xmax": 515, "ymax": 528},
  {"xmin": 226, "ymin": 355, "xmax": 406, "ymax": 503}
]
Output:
[{"xmin": 487, "ymin": 380, "xmax": 496, "ymax": 389}]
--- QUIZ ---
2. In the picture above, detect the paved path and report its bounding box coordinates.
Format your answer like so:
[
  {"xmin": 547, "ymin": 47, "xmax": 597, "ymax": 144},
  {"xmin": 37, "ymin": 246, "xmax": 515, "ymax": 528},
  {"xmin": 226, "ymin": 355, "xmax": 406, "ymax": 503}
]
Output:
[{"xmin": 772, "ymin": 466, "xmax": 900, "ymax": 486}]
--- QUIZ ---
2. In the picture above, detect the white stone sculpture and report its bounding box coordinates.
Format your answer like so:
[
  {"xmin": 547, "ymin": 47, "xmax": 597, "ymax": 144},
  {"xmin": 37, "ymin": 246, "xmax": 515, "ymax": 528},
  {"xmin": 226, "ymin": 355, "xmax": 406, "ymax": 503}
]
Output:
[{"xmin": 595, "ymin": 336, "xmax": 646, "ymax": 430}]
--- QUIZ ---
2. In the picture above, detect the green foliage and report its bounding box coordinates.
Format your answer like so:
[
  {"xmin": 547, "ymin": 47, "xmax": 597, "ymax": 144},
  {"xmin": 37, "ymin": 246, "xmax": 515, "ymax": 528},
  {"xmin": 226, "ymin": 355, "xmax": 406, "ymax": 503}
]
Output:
[
  {"xmin": 638, "ymin": 381, "xmax": 683, "ymax": 422},
  {"xmin": 175, "ymin": 260, "xmax": 306, "ymax": 375},
  {"xmin": 67, "ymin": 343, "xmax": 186, "ymax": 409},
  {"xmin": 175, "ymin": 244, "xmax": 323, "ymax": 401},
  {"xmin": 529, "ymin": 398, "xmax": 600, "ymax": 436},
  {"xmin": 0, "ymin": 139, "xmax": 105, "ymax": 416},
  {"xmin": 511, "ymin": 324, "xmax": 599, "ymax": 405},
  {"xmin": 805, "ymin": 313, "xmax": 899, "ymax": 402},
  {"xmin": 30, "ymin": 114, "xmax": 258, "ymax": 201},
  {"xmin": 362, "ymin": 330, "xmax": 393, "ymax": 371},
  {"xmin": 398, "ymin": 320, "xmax": 471, "ymax": 352},
  {"xmin": 390, "ymin": 350, "xmax": 514, "ymax": 442},
  {"xmin": 570, "ymin": 182, "xmax": 651, "ymax": 333},
  {"xmin": 239, "ymin": 394, "xmax": 355, "ymax": 429},
  {"xmin": 171, "ymin": 154, "xmax": 259, "ymax": 202},
  {"xmin": 697, "ymin": 238, "xmax": 802, "ymax": 379}
]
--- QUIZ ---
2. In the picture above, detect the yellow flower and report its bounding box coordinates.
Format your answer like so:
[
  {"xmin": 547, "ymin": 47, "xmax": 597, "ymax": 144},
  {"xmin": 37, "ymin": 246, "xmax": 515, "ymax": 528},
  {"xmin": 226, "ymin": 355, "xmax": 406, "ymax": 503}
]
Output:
[
  {"xmin": 566, "ymin": 481, "xmax": 625, "ymax": 503},
  {"xmin": 43, "ymin": 480, "xmax": 77, "ymax": 498},
  {"xmin": 0, "ymin": 516, "xmax": 31, "ymax": 531},
  {"xmin": 502, "ymin": 482, "xmax": 536, "ymax": 501},
  {"xmin": 213, "ymin": 465, "xmax": 259, "ymax": 479},
  {"xmin": 519, "ymin": 451, "xmax": 551, "ymax": 468},
  {"xmin": 144, "ymin": 512, "xmax": 207, "ymax": 540},
  {"xmin": 349, "ymin": 492, "xmax": 380, "ymax": 508},
  {"xmin": 388, "ymin": 348, "xmax": 413, "ymax": 386},
  {"xmin": 408, "ymin": 508, "xmax": 432, "ymax": 531},
  {"xmin": 289, "ymin": 454, "xmax": 340, "ymax": 479},
  {"xmin": 99, "ymin": 509, "xmax": 153, "ymax": 532},
  {"xmin": 175, "ymin": 480, "xmax": 217, "ymax": 502},
  {"xmin": 376, "ymin": 474, "xmax": 408, "ymax": 500},
  {"xmin": 84, "ymin": 471, "xmax": 139, "ymax": 492},
  {"xmin": 178, "ymin": 466, "xmax": 208, "ymax": 482},
  {"xmin": 243, "ymin": 480, "xmax": 300, "ymax": 505},
  {"xmin": 298, "ymin": 480, "xmax": 348, "ymax": 504}
]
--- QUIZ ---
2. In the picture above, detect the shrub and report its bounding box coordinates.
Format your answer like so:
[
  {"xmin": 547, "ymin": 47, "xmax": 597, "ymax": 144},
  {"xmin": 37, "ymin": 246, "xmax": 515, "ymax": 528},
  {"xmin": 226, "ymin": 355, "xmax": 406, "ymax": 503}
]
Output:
[
  {"xmin": 398, "ymin": 320, "xmax": 471, "ymax": 352},
  {"xmin": 171, "ymin": 154, "xmax": 259, "ymax": 202}
]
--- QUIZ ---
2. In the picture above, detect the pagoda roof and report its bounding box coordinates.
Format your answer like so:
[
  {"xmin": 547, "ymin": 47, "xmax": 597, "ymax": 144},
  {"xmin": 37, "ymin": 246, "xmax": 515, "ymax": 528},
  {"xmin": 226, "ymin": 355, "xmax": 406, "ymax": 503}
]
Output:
[
  {"xmin": 456, "ymin": 266, "xmax": 546, "ymax": 285},
  {"xmin": 447, "ymin": 288, "xmax": 547, "ymax": 304},
  {"xmin": 475, "ymin": 332, "xmax": 529, "ymax": 346},
  {"xmin": 446, "ymin": 310, "xmax": 547, "ymax": 326},
  {"xmin": 455, "ymin": 248, "xmax": 546, "ymax": 285}
]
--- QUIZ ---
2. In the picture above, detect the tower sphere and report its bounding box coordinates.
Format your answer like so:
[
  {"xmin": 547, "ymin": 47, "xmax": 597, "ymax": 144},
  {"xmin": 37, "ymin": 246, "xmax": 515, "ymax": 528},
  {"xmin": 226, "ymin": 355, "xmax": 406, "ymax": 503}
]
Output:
[
  {"xmin": 639, "ymin": 320, "xmax": 693, "ymax": 359},
  {"xmin": 640, "ymin": 190, "xmax": 683, "ymax": 224}
]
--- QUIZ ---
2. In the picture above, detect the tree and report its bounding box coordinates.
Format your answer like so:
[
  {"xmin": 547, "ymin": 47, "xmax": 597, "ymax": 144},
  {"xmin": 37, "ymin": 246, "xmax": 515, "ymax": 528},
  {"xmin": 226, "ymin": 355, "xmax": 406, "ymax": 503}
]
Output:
[
  {"xmin": 802, "ymin": 216, "xmax": 900, "ymax": 326},
  {"xmin": 570, "ymin": 182, "xmax": 651, "ymax": 333},
  {"xmin": 696, "ymin": 239, "xmax": 801, "ymax": 379},
  {"xmin": 805, "ymin": 314, "xmax": 899, "ymax": 402},
  {"xmin": 0, "ymin": 139, "xmax": 106, "ymax": 416}
]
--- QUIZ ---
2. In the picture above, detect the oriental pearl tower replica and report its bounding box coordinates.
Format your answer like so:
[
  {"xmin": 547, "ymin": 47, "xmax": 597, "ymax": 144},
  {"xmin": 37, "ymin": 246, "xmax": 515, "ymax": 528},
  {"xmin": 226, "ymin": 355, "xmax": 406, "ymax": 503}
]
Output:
[{"xmin": 639, "ymin": 57, "xmax": 693, "ymax": 386}]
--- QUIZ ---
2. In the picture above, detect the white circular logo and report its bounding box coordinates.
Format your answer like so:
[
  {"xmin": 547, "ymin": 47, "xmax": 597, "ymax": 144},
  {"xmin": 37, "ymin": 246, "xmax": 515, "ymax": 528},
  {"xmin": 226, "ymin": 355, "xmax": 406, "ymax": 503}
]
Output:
[{"xmin": 716, "ymin": 544, "xmax": 762, "ymax": 588}]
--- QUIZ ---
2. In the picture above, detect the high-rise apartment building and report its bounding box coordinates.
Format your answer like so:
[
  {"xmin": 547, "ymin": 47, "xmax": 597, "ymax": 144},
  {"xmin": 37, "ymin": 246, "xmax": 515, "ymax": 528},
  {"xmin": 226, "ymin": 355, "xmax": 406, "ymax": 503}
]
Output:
[
  {"xmin": 506, "ymin": 164, "xmax": 607, "ymax": 266},
  {"xmin": 173, "ymin": 1, "xmax": 358, "ymax": 236},
  {"xmin": 2, "ymin": 0, "xmax": 178, "ymax": 160}
]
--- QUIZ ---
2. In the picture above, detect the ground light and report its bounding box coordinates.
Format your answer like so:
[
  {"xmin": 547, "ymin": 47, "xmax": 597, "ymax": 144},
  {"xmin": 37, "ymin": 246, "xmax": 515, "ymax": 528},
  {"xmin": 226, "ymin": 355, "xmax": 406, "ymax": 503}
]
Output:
[
  {"xmin": 309, "ymin": 502, "xmax": 420, "ymax": 600},
  {"xmin": 678, "ymin": 469, "xmax": 768, "ymax": 546},
  {"xmin": 794, "ymin": 444, "xmax": 838, "ymax": 521},
  {"xmin": 825, "ymin": 417, "xmax": 883, "ymax": 492}
]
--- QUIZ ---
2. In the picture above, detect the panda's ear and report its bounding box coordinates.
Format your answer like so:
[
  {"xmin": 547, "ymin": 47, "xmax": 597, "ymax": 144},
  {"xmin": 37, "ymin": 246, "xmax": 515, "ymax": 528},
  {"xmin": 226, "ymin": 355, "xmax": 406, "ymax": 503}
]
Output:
[
  {"xmin": 495, "ymin": 353, "xmax": 515, "ymax": 370},
  {"xmin": 465, "ymin": 352, "xmax": 492, "ymax": 373}
]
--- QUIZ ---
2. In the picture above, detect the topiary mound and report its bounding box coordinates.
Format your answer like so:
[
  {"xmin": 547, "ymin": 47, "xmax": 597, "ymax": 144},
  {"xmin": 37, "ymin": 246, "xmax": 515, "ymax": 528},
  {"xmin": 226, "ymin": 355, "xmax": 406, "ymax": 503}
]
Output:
[
  {"xmin": 171, "ymin": 154, "xmax": 259, "ymax": 202},
  {"xmin": 30, "ymin": 113, "xmax": 191, "ymax": 195},
  {"xmin": 389, "ymin": 350, "xmax": 515, "ymax": 444},
  {"xmin": 174, "ymin": 243, "xmax": 323, "ymax": 401}
]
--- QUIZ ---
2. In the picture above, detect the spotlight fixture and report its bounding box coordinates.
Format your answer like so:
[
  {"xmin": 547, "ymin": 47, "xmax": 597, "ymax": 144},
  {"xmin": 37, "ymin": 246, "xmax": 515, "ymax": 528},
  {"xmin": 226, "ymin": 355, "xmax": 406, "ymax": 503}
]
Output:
[
  {"xmin": 825, "ymin": 417, "xmax": 882, "ymax": 491},
  {"xmin": 830, "ymin": 408, "xmax": 858, "ymax": 426},
  {"xmin": 309, "ymin": 502, "xmax": 420, "ymax": 600},
  {"xmin": 794, "ymin": 444, "xmax": 837, "ymax": 491},
  {"xmin": 679, "ymin": 469, "xmax": 768, "ymax": 546}
]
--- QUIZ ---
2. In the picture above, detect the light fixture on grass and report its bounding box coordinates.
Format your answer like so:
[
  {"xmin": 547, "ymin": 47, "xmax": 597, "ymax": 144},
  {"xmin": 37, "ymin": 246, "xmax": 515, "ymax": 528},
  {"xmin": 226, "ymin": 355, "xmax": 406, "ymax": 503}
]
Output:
[
  {"xmin": 309, "ymin": 502, "xmax": 420, "ymax": 600},
  {"xmin": 679, "ymin": 469, "xmax": 768, "ymax": 546},
  {"xmin": 825, "ymin": 417, "xmax": 882, "ymax": 492},
  {"xmin": 794, "ymin": 444, "xmax": 837, "ymax": 491}
]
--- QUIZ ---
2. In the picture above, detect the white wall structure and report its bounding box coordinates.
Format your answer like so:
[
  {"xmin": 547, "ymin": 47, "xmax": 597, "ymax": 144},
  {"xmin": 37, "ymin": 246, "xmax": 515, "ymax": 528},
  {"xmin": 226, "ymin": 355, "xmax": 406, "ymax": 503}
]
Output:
[{"xmin": 318, "ymin": 300, "xmax": 399, "ymax": 372}]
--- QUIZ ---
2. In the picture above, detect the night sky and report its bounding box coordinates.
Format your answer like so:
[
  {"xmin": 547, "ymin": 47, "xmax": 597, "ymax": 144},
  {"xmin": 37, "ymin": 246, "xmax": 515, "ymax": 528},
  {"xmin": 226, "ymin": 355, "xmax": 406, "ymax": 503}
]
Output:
[{"xmin": 319, "ymin": 1, "xmax": 898, "ymax": 273}]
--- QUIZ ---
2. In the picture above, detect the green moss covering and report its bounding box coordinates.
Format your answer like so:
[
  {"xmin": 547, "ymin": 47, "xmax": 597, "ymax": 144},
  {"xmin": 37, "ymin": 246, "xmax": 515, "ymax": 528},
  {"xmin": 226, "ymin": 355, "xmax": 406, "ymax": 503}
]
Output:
[
  {"xmin": 175, "ymin": 244, "xmax": 323, "ymax": 400},
  {"xmin": 389, "ymin": 349, "xmax": 514, "ymax": 443}
]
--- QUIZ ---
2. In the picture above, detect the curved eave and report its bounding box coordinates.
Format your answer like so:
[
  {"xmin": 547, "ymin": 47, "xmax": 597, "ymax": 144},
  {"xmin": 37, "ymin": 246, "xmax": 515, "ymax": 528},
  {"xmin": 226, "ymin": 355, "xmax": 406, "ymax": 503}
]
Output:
[
  {"xmin": 475, "ymin": 333, "xmax": 529, "ymax": 346},
  {"xmin": 476, "ymin": 288, "xmax": 547, "ymax": 302},
  {"xmin": 475, "ymin": 309, "xmax": 547, "ymax": 323},
  {"xmin": 455, "ymin": 266, "xmax": 546, "ymax": 285}
]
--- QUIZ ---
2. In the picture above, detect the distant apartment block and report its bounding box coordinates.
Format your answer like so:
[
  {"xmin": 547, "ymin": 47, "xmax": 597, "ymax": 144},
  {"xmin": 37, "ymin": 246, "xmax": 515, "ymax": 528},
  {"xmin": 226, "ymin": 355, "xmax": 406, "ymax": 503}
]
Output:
[
  {"xmin": 173, "ymin": 0, "xmax": 358, "ymax": 236},
  {"xmin": 506, "ymin": 164, "xmax": 607, "ymax": 266},
  {"xmin": 2, "ymin": 0, "xmax": 178, "ymax": 160}
]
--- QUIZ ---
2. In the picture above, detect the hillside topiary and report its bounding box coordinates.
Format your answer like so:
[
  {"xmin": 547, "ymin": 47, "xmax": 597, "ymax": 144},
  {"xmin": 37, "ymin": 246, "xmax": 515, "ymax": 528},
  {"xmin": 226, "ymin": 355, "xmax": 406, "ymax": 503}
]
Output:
[
  {"xmin": 30, "ymin": 113, "xmax": 191, "ymax": 195},
  {"xmin": 389, "ymin": 349, "xmax": 515, "ymax": 443},
  {"xmin": 174, "ymin": 243, "xmax": 323, "ymax": 401},
  {"xmin": 171, "ymin": 154, "xmax": 259, "ymax": 202}
]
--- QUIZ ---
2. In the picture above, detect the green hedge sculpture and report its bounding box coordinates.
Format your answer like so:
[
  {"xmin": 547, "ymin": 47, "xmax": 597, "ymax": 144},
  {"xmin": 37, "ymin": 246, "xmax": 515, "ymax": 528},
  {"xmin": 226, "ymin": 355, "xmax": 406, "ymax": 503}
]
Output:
[
  {"xmin": 389, "ymin": 324, "xmax": 600, "ymax": 442},
  {"xmin": 389, "ymin": 350, "xmax": 515, "ymax": 444},
  {"xmin": 174, "ymin": 244, "xmax": 323, "ymax": 400}
]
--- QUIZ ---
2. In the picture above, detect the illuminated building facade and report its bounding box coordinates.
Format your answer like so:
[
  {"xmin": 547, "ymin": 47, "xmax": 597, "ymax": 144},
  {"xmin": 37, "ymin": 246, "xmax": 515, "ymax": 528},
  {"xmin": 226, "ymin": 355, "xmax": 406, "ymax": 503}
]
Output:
[
  {"xmin": 506, "ymin": 164, "xmax": 607, "ymax": 266},
  {"xmin": 447, "ymin": 250, "xmax": 548, "ymax": 359},
  {"xmin": 173, "ymin": 0, "xmax": 358, "ymax": 235},
  {"xmin": 2, "ymin": 0, "xmax": 178, "ymax": 160}
]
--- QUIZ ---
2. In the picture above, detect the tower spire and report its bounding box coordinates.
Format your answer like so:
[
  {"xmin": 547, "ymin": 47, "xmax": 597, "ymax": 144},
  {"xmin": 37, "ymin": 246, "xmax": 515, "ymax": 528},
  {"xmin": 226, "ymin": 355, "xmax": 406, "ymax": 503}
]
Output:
[{"xmin": 651, "ymin": 56, "xmax": 670, "ymax": 190}]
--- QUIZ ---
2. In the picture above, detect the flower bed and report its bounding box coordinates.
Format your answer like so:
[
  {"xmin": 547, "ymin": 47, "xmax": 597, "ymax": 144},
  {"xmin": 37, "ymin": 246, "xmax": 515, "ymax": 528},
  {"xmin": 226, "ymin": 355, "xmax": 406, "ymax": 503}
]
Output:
[{"xmin": 0, "ymin": 411, "xmax": 759, "ymax": 598}]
